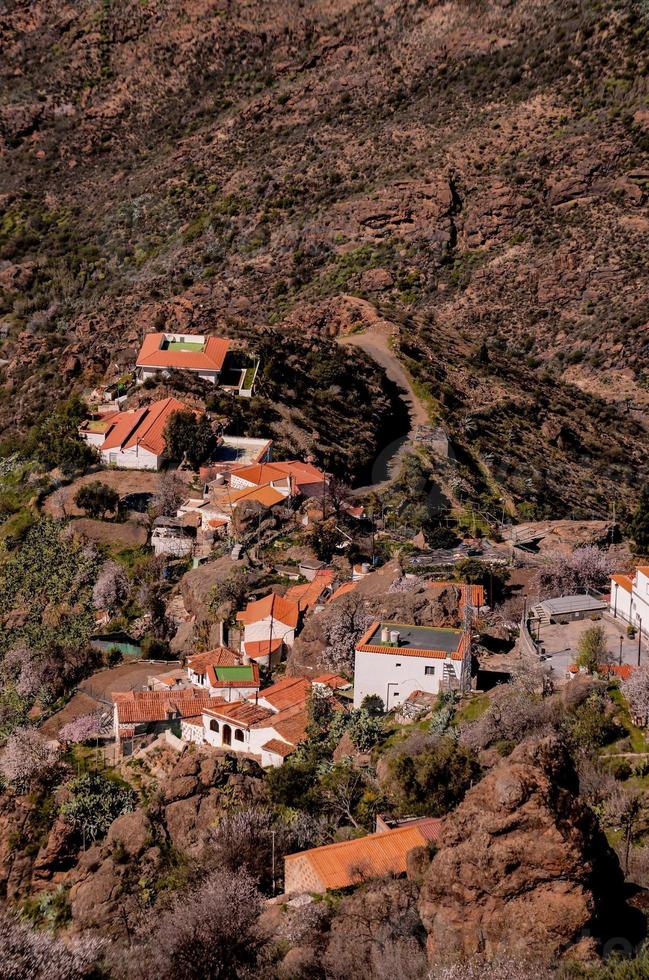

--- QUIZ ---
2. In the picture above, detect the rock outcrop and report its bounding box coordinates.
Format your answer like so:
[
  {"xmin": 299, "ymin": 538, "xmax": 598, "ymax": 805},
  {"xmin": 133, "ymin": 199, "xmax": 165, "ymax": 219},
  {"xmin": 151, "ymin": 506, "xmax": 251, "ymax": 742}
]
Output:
[{"xmin": 418, "ymin": 737, "xmax": 633, "ymax": 964}]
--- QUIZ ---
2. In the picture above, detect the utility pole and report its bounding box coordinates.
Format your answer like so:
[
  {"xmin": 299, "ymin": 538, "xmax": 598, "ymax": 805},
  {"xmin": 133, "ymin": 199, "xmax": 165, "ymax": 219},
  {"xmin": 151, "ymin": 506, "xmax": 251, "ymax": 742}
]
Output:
[{"xmin": 639, "ymin": 617, "xmax": 643, "ymax": 667}]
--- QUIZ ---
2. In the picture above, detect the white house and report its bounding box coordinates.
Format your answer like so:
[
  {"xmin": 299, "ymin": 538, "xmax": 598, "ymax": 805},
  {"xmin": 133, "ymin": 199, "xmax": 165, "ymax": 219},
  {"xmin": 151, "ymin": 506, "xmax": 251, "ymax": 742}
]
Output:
[
  {"xmin": 78, "ymin": 396, "xmax": 195, "ymax": 471},
  {"xmin": 135, "ymin": 332, "xmax": 230, "ymax": 385},
  {"xmin": 236, "ymin": 593, "xmax": 300, "ymax": 666},
  {"xmin": 610, "ymin": 567, "xmax": 649, "ymax": 638},
  {"xmin": 353, "ymin": 622, "xmax": 470, "ymax": 710},
  {"xmin": 201, "ymin": 700, "xmax": 308, "ymax": 767}
]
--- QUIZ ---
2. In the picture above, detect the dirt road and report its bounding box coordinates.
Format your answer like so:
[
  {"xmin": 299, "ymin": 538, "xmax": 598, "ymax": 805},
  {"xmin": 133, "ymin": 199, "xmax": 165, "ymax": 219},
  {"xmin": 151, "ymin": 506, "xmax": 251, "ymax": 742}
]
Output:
[{"xmin": 340, "ymin": 326, "xmax": 430, "ymax": 491}]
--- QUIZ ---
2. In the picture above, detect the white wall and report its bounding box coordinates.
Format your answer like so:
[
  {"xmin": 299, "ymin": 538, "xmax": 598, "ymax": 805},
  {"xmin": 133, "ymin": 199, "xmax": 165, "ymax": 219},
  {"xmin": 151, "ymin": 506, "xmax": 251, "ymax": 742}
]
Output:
[
  {"xmin": 202, "ymin": 713, "xmax": 251, "ymax": 753},
  {"xmin": 243, "ymin": 618, "xmax": 295, "ymax": 650},
  {"xmin": 610, "ymin": 570, "xmax": 649, "ymax": 635},
  {"xmin": 352, "ymin": 650, "xmax": 462, "ymax": 709},
  {"xmin": 180, "ymin": 720, "xmax": 204, "ymax": 744},
  {"xmin": 100, "ymin": 445, "xmax": 160, "ymax": 470}
]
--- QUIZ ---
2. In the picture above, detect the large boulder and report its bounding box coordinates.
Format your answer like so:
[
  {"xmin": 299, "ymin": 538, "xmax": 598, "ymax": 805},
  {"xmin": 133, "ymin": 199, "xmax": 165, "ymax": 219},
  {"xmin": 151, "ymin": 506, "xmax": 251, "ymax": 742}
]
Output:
[{"xmin": 418, "ymin": 737, "xmax": 634, "ymax": 964}]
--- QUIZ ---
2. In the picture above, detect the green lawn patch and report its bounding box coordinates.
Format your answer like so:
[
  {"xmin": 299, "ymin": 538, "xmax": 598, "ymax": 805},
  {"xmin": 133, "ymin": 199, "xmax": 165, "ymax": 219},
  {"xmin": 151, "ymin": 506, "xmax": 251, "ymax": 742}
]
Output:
[{"xmin": 455, "ymin": 693, "xmax": 490, "ymax": 724}]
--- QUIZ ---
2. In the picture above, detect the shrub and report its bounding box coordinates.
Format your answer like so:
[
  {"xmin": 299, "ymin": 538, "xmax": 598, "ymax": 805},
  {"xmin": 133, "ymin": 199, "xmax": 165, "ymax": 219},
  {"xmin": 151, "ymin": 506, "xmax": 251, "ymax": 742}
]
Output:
[
  {"xmin": 382, "ymin": 733, "xmax": 479, "ymax": 816},
  {"xmin": 60, "ymin": 772, "xmax": 135, "ymax": 842}
]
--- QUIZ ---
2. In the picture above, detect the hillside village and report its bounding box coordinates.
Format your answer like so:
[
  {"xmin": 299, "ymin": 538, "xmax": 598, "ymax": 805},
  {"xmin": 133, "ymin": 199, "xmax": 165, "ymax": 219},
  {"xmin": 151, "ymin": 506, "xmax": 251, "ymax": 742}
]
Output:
[
  {"xmin": 3, "ymin": 0, "xmax": 649, "ymax": 975},
  {"xmin": 2, "ymin": 314, "xmax": 649, "ymax": 978}
]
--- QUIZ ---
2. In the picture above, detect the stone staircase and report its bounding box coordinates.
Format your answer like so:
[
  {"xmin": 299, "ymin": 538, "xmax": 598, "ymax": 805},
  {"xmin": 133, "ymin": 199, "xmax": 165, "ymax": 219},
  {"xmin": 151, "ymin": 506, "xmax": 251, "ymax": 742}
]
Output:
[{"xmin": 530, "ymin": 603, "xmax": 551, "ymax": 627}]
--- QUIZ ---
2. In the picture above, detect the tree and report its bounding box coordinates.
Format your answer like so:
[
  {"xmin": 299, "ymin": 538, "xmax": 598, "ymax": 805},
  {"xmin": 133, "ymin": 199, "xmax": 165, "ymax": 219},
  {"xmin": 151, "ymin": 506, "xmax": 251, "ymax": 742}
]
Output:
[
  {"xmin": 28, "ymin": 395, "xmax": 98, "ymax": 477},
  {"xmin": 319, "ymin": 762, "xmax": 368, "ymax": 828},
  {"xmin": 74, "ymin": 481, "xmax": 120, "ymax": 519},
  {"xmin": 142, "ymin": 870, "xmax": 263, "ymax": 980},
  {"xmin": 347, "ymin": 702, "xmax": 386, "ymax": 752},
  {"xmin": 323, "ymin": 595, "xmax": 372, "ymax": 673},
  {"xmin": 576, "ymin": 624, "xmax": 609, "ymax": 674},
  {"xmin": 630, "ymin": 485, "xmax": 649, "ymax": 554},
  {"xmin": 163, "ymin": 410, "xmax": 215, "ymax": 469},
  {"xmin": 92, "ymin": 560, "xmax": 129, "ymax": 614},
  {"xmin": 151, "ymin": 470, "xmax": 186, "ymax": 518},
  {"xmin": 58, "ymin": 712, "xmax": 105, "ymax": 745},
  {"xmin": 622, "ymin": 664, "xmax": 649, "ymax": 727},
  {"xmin": 0, "ymin": 726, "xmax": 60, "ymax": 792},
  {"xmin": 0, "ymin": 911, "xmax": 102, "ymax": 980},
  {"xmin": 383, "ymin": 733, "xmax": 479, "ymax": 816},
  {"xmin": 309, "ymin": 519, "xmax": 345, "ymax": 561},
  {"xmin": 534, "ymin": 546, "xmax": 614, "ymax": 599}
]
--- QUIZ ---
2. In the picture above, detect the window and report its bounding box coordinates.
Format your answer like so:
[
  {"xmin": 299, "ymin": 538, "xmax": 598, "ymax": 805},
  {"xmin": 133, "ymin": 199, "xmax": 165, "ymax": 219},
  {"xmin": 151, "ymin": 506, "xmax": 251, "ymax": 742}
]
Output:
[
  {"xmin": 395, "ymin": 663, "xmax": 401, "ymax": 668},
  {"xmin": 209, "ymin": 720, "xmax": 219, "ymax": 732},
  {"xmin": 425, "ymin": 666, "xmax": 435, "ymax": 676},
  {"xmin": 234, "ymin": 729, "xmax": 245, "ymax": 742}
]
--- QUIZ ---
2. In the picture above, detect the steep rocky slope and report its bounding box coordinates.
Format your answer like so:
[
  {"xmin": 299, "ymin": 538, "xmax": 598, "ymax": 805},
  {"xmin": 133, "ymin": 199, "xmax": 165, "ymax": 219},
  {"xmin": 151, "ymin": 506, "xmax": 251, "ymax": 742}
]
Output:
[
  {"xmin": 1, "ymin": 0, "xmax": 648, "ymax": 512},
  {"xmin": 418, "ymin": 737, "xmax": 641, "ymax": 963}
]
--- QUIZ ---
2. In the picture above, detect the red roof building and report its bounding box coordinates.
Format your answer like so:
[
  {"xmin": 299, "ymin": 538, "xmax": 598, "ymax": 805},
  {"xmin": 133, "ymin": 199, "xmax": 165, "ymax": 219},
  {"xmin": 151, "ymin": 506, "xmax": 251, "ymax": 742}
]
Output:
[
  {"xmin": 136, "ymin": 332, "xmax": 230, "ymax": 382},
  {"xmin": 80, "ymin": 396, "xmax": 198, "ymax": 470}
]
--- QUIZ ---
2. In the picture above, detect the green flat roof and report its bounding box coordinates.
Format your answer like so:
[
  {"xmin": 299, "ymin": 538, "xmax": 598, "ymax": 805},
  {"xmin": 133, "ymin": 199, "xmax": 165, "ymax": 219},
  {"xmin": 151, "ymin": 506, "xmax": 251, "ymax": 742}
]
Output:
[
  {"xmin": 215, "ymin": 666, "xmax": 255, "ymax": 682},
  {"xmin": 162, "ymin": 340, "xmax": 204, "ymax": 351}
]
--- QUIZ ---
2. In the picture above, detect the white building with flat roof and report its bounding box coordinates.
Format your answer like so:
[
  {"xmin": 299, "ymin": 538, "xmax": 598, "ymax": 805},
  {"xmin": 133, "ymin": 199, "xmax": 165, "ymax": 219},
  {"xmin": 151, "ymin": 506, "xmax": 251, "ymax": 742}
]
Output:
[{"xmin": 353, "ymin": 622, "xmax": 470, "ymax": 710}]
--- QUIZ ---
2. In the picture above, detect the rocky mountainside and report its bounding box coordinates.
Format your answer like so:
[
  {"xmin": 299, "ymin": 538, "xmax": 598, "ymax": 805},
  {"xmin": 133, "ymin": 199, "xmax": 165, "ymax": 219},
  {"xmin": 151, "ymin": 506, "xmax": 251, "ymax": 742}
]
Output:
[
  {"xmin": 1, "ymin": 0, "xmax": 649, "ymax": 510},
  {"xmin": 418, "ymin": 736, "xmax": 642, "ymax": 963}
]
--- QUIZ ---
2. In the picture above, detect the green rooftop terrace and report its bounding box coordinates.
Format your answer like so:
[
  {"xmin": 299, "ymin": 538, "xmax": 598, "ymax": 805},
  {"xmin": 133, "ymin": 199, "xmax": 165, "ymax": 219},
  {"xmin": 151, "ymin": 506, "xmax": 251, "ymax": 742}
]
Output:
[
  {"xmin": 215, "ymin": 666, "xmax": 256, "ymax": 682},
  {"xmin": 161, "ymin": 339, "xmax": 204, "ymax": 352}
]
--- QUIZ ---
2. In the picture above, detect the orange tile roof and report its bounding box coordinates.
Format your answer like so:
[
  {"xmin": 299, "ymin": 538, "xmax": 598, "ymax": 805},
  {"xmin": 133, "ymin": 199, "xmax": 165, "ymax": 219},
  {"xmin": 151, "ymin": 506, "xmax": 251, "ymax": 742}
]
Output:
[
  {"xmin": 356, "ymin": 621, "xmax": 468, "ymax": 661},
  {"xmin": 101, "ymin": 397, "xmax": 196, "ymax": 458},
  {"xmin": 286, "ymin": 570, "xmax": 334, "ymax": 612},
  {"xmin": 230, "ymin": 462, "xmax": 290, "ymax": 485},
  {"xmin": 204, "ymin": 699, "xmax": 273, "ymax": 727},
  {"xmin": 258, "ymin": 676, "xmax": 312, "ymax": 711},
  {"xmin": 244, "ymin": 638, "xmax": 284, "ymax": 660},
  {"xmin": 261, "ymin": 738, "xmax": 295, "ymax": 758},
  {"xmin": 327, "ymin": 581, "xmax": 358, "ymax": 603},
  {"xmin": 271, "ymin": 460, "xmax": 327, "ymax": 492},
  {"xmin": 230, "ymin": 484, "xmax": 286, "ymax": 508},
  {"xmin": 285, "ymin": 818, "xmax": 441, "ymax": 891},
  {"xmin": 113, "ymin": 690, "xmax": 225, "ymax": 725},
  {"xmin": 313, "ymin": 673, "xmax": 351, "ymax": 690},
  {"xmin": 611, "ymin": 573, "xmax": 633, "ymax": 594},
  {"xmin": 427, "ymin": 581, "xmax": 485, "ymax": 608},
  {"xmin": 136, "ymin": 333, "xmax": 230, "ymax": 372},
  {"xmin": 258, "ymin": 703, "xmax": 309, "ymax": 745},
  {"xmin": 237, "ymin": 593, "xmax": 300, "ymax": 629},
  {"xmin": 636, "ymin": 566, "xmax": 649, "ymax": 576},
  {"xmin": 187, "ymin": 648, "xmax": 240, "ymax": 671}
]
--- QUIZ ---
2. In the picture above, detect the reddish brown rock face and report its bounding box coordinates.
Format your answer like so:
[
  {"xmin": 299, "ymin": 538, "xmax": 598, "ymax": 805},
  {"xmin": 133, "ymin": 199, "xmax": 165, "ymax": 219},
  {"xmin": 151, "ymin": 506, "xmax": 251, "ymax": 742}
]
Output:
[{"xmin": 418, "ymin": 738, "xmax": 626, "ymax": 964}]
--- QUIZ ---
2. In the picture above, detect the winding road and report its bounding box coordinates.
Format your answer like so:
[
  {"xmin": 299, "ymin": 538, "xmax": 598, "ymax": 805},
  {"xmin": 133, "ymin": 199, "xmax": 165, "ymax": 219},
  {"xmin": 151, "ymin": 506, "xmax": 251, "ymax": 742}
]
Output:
[{"xmin": 339, "ymin": 325, "xmax": 430, "ymax": 493}]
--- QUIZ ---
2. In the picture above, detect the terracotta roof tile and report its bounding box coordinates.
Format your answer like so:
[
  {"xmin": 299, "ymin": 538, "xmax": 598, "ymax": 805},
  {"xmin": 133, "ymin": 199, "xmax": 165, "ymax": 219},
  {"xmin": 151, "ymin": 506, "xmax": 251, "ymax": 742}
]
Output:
[
  {"xmin": 611, "ymin": 573, "xmax": 633, "ymax": 594},
  {"xmin": 100, "ymin": 396, "xmax": 197, "ymax": 458},
  {"xmin": 286, "ymin": 570, "xmax": 334, "ymax": 612},
  {"xmin": 230, "ymin": 484, "xmax": 286, "ymax": 508},
  {"xmin": 257, "ymin": 676, "xmax": 312, "ymax": 710},
  {"xmin": 113, "ymin": 690, "xmax": 225, "ymax": 725},
  {"xmin": 237, "ymin": 593, "xmax": 300, "ymax": 629},
  {"xmin": 327, "ymin": 581, "xmax": 358, "ymax": 603},
  {"xmin": 285, "ymin": 818, "xmax": 442, "ymax": 891},
  {"xmin": 243, "ymin": 637, "xmax": 284, "ymax": 660},
  {"xmin": 204, "ymin": 700, "xmax": 273, "ymax": 727},
  {"xmin": 187, "ymin": 648, "xmax": 239, "ymax": 671},
  {"xmin": 136, "ymin": 333, "xmax": 230, "ymax": 372},
  {"xmin": 261, "ymin": 738, "xmax": 295, "ymax": 758},
  {"xmin": 356, "ymin": 621, "xmax": 468, "ymax": 661}
]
